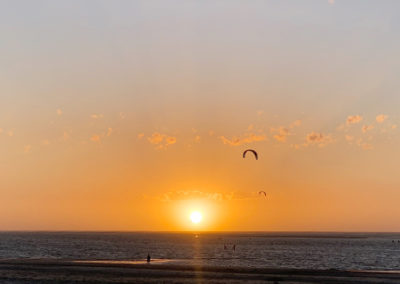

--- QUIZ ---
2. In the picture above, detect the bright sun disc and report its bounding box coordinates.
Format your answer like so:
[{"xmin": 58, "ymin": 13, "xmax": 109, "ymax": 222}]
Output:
[{"xmin": 190, "ymin": 211, "xmax": 202, "ymax": 224}]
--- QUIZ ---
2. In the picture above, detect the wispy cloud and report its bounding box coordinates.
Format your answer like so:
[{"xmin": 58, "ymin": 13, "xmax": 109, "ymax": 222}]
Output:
[
  {"xmin": 362, "ymin": 144, "xmax": 373, "ymax": 150},
  {"xmin": 91, "ymin": 114, "xmax": 103, "ymax": 119},
  {"xmin": 272, "ymin": 127, "xmax": 290, "ymax": 142},
  {"xmin": 346, "ymin": 136, "xmax": 374, "ymax": 150},
  {"xmin": 219, "ymin": 124, "xmax": 269, "ymax": 146},
  {"xmin": 154, "ymin": 190, "xmax": 261, "ymax": 203},
  {"xmin": 89, "ymin": 128, "xmax": 114, "ymax": 144},
  {"xmin": 346, "ymin": 115, "xmax": 363, "ymax": 125},
  {"xmin": 290, "ymin": 120, "xmax": 302, "ymax": 128},
  {"xmin": 376, "ymin": 114, "xmax": 388, "ymax": 123},
  {"xmin": 219, "ymin": 132, "xmax": 267, "ymax": 146},
  {"xmin": 147, "ymin": 132, "xmax": 177, "ymax": 149},
  {"xmin": 90, "ymin": 134, "xmax": 101, "ymax": 143},
  {"xmin": 362, "ymin": 125, "xmax": 374, "ymax": 133},
  {"xmin": 271, "ymin": 120, "xmax": 301, "ymax": 143},
  {"xmin": 165, "ymin": 136, "xmax": 177, "ymax": 145},
  {"xmin": 148, "ymin": 132, "xmax": 165, "ymax": 145},
  {"xmin": 356, "ymin": 138, "xmax": 373, "ymax": 150},
  {"xmin": 106, "ymin": 128, "xmax": 113, "ymax": 137},
  {"xmin": 159, "ymin": 190, "xmax": 234, "ymax": 202},
  {"xmin": 305, "ymin": 132, "xmax": 333, "ymax": 147}
]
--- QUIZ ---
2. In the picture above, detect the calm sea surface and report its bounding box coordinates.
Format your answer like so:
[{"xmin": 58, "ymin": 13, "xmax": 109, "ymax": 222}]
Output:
[{"xmin": 1, "ymin": 232, "xmax": 400, "ymax": 270}]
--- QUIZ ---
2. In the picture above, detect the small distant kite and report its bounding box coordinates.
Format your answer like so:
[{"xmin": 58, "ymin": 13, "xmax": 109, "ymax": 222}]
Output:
[
  {"xmin": 243, "ymin": 149, "xmax": 258, "ymax": 160},
  {"xmin": 258, "ymin": 191, "xmax": 267, "ymax": 198}
]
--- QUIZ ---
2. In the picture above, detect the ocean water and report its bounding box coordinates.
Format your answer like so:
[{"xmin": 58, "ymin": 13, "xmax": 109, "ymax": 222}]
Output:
[{"xmin": 1, "ymin": 232, "xmax": 400, "ymax": 271}]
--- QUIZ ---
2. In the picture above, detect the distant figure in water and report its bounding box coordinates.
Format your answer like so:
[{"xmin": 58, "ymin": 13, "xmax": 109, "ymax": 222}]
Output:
[
  {"xmin": 224, "ymin": 244, "xmax": 227, "ymax": 250},
  {"xmin": 392, "ymin": 240, "xmax": 395, "ymax": 243},
  {"xmin": 147, "ymin": 253, "xmax": 151, "ymax": 263},
  {"xmin": 233, "ymin": 244, "xmax": 236, "ymax": 251}
]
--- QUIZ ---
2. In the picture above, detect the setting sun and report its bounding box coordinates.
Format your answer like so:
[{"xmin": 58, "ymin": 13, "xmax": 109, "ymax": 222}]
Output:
[{"xmin": 190, "ymin": 211, "xmax": 202, "ymax": 224}]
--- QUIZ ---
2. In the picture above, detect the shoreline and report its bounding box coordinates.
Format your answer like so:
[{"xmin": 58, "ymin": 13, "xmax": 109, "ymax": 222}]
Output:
[{"xmin": 0, "ymin": 259, "xmax": 400, "ymax": 283}]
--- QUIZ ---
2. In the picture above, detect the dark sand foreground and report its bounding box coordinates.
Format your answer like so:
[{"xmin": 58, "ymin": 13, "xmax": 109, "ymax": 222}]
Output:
[{"xmin": 0, "ymin": 259, "xmax": 399, "ymax": 283}]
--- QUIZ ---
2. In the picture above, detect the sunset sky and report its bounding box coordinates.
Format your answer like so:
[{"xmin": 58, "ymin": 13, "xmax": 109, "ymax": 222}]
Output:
[{"xmin": 1, "ymin": 0, "xmax": 400, "ymax": 231}]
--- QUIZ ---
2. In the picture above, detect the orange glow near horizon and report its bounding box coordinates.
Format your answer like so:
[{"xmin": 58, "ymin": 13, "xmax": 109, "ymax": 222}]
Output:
[
  {"xmin": 169, "ymin": 199, "xmax": 217, "ymax": 231},
  {"xmin": 1, "ymin": 1, "xmax": 400, "ymax": 232}
]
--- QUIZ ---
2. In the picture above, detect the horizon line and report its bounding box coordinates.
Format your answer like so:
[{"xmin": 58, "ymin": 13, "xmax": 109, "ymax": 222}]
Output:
[{"xmin": 1, "ymin": 230, "xmax": 400, "ymax": 234}]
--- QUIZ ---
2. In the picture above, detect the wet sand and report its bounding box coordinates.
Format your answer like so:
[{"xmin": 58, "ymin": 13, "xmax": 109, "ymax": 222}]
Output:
[{"xmin": 0, "ymin": 259, "xmax": 399, "ymax": 283}]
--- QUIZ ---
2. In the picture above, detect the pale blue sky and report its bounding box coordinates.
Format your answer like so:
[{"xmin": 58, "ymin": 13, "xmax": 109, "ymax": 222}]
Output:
[{"xmin": 1, "ymin": 0, "xmax": 400, "ymax": 122}]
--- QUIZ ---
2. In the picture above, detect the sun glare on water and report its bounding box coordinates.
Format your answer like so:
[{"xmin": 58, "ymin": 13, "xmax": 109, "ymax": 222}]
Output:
[{"xmin": 190, "ymin": 211, "xmax": 202, "ymax": 224}]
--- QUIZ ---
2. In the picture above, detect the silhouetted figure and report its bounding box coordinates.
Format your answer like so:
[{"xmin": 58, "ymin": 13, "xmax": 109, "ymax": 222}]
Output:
[
  {"xmin": 233, "ymin": 244, "xmax": 236, "ymax": 251},
  {"xmin": 224, "ymin": 244, "xmax": 227, "ymax": 250},
  {"xmin": 392, "ymin": 240, "xmax": 395, "ymax": 243},
  {"xmin": 147, "ymin": 253, "xmax": 151, "ymax": 263}
]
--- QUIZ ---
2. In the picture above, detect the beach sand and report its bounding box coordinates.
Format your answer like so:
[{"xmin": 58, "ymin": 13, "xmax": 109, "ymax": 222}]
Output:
[{"xmin": 0, "ymin": 259, "xmax": 399, "ymax": 283}]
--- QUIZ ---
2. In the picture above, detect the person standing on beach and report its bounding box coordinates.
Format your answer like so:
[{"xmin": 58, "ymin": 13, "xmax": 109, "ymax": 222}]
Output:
[{"xmin": 147, "ymin": 253, "xmax": 151, "ymax": 263}]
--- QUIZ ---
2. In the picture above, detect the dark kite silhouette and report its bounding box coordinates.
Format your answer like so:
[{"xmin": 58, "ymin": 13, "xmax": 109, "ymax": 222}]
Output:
[{"xmin": 243, "ymin": 149, "xmax": 258, "ymax": 160}]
